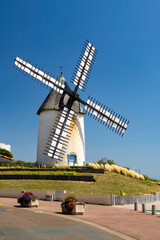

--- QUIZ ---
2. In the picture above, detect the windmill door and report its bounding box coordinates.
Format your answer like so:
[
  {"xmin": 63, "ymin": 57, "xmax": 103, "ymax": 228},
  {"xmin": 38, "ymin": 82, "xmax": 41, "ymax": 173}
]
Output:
[{"xmin": 69, "ymin": 155, "xmax": 76, "ymax": 165}]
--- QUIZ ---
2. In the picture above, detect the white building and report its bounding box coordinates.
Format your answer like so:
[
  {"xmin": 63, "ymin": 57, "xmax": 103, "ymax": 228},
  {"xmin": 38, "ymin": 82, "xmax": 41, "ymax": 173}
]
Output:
[
  {"xmin": 0, "ymin": 142, "xmax": 12, "ymax": 164},
  {"xmin": 0, "ymin": 142, "xmax": 11, "ymax": 152},
  {"xmin": 36, "ymin": 73, "xmax": 85, "ymax": 166}
]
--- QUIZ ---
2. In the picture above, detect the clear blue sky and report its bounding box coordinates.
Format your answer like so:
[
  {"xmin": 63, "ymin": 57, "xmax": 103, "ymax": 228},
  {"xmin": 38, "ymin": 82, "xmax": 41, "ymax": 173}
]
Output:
[{"xmin": 0, "ymin": 0, "xmax": 160, "ymax": 178}]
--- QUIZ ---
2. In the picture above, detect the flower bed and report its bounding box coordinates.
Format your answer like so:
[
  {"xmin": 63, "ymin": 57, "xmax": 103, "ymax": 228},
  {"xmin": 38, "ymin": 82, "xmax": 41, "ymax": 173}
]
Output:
[
  {"xmin": 18, "ymin": 192, "xmax": 39, "ymax": 207},
  {"xmin": 61, "ymin": 195, "xmax": 86, "ymax": 215}
]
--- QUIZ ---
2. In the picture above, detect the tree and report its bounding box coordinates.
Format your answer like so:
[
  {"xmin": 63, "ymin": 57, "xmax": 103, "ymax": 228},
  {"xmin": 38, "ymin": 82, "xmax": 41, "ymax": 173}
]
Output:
[
  {"xmin": 0, "ymin": 148, "xmax": 13, "ymax": 158},
  {"xmin": 97, "ymin": 158, "xmax": 116, "ymax": 165},
  {"xmin": 106, "ymin": 159, "xmax": 115, "ymax": 165}
]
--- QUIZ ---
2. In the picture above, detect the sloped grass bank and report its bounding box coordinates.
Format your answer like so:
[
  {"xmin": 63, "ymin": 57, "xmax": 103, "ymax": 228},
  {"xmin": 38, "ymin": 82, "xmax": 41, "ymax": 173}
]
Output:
[{"xmin": 0, "ymin": 172, "xmax": 160, "ymax": 196}]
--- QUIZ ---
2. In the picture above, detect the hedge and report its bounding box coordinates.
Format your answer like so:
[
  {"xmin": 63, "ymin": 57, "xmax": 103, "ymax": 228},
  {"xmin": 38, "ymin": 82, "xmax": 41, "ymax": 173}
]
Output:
[{"xmin": 0, "ymin": 174, "xmax": 95, "ymax": 182}]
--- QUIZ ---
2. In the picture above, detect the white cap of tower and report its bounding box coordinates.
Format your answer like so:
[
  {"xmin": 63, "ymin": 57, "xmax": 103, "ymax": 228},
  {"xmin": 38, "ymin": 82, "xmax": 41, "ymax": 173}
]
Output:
[{"xmin": 59, "ymin": 72, "xmax": 66, "ymax": 85}]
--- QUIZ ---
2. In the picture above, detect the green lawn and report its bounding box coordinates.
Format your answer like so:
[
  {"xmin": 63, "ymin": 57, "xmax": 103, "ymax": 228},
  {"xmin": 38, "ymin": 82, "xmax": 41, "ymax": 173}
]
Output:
[{"xmin": 0, "ymin": 172, "xmax": 160, "ymax": 196}]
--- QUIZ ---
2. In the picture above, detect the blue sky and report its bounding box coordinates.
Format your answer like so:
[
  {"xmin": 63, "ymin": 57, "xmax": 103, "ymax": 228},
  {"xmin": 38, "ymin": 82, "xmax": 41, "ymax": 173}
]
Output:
[{"xmin": 0, "ymin": 0, "xmax": 160, "ymax": 178}]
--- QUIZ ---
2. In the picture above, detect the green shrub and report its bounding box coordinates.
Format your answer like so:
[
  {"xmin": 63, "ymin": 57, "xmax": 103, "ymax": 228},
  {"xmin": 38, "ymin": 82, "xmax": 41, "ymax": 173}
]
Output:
[
  {"xmin": 97, "ymin": 159, "xmax": 116, "ymax": 165},
  {"xmin": 4, "ymin": 160, "xmax": 36, "ymax": 168},
  {"xmin": 0, "ymin": 148, "xmax": 13, "ymax": 158},
  {"xmin": 143, "ymin": 174, "xmax": 150, "ymax": 181},
  {"xmin": 106, "ymin": 159, "xmax": 116, "ymax": 165},
  {"xmin": 143, "ymin": 174, "xmax": 159, "ymax": 183},
  {"xmin": 52, "ymin": 164, "xmax": 71, "ymax": 169},
  {"xmin": 64, "ymin": 195, "xmax": 77, "ymax": 202},
  {"xmin": 0, "ymin": 170, "xmax": 94, "ymax": 178}
]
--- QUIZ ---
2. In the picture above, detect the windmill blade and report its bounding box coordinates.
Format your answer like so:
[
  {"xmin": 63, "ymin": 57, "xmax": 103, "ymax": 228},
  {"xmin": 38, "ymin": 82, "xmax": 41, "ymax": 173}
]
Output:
[
  {"xmin": 14, "ymin": 56, "xmax": 65, "ymax": 94},
  {"xmin": 44, "ymin": 107, "xmax": 77, "ymax": 160},
  {"xmin": 71, "ymin": 40, "xmax": 97, "ymax": 92},
  {"xmin": 85, "ymin": 97, "xmax": 129, "ymax": 136}
]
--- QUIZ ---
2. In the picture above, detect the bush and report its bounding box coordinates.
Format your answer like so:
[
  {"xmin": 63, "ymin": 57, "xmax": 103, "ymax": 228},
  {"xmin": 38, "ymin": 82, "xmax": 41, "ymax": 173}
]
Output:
[
  {"xmin": 88, "ymin": 163, "xmax": 105, "ymax": 169},
  {"xmin": 97, "ymin": 159, "xmax": 104, "ymax": 165},
  {"xmin": 128, "ymin": 170, "xmax": 136, "ymax": 178},
  {"xmin": 89, "ymin": 163, "xmax": 96, "ymax": 169},
  {"xmin": 5, "ymin": 160, "xmax": 36, "ymax": 168},
  {"xmin": 52, "ymin": 164, "xmax": 71, "ymax": 169},
  {"xmin": 106, "ymin": 159, "xmax": 116, "ymax": 165},
  {"xmin": 64, "ymin": 195, "xmax": 77, "ymax": 202},
  {"xmin": 88, "ymin": 162, "xmax": 145, "ymax": 181},
  {"xmin": 139, "ymin": 174, "xmax": 145, "ymax": 181},
  {"xmin": 111, "ymin": 165, "xmax": 121, "ymax": 174},
  {"xmin": 98, "ymin": 159, "xmax": 116, "ymax": 165},
  {"xmin": 0, "ymin": 148, "xmax": 13, "ymax": 158},
  {"xmin": 135, "ymin": 173, "xmax": 140, "ymax": 180},
  {"xmin": 120, "ymin": 167, "xmax": 129, "ymax": 176},
  {"xmin": 104, "ymin": 164, "xmax": 111, "ymax": 172},
  {"xmin": 88, "ymin": 163, "xmax": 97, "ymax": 169},
  {"xmin": 95, "ymin": 163, "xmax": 100, "ymax": 169},
  {"xmin": 143, "ymin": 174, "xmax": 159, "ymax": 182},
  {"xmin": 100, "ymin": 163, "xmax": 104, "ymax": 169}
]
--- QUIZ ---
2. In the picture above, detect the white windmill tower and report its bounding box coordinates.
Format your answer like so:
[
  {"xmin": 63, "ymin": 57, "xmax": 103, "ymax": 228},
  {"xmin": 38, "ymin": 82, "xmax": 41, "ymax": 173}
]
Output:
[
  {"xmin": 13, "ymin": 40, "xmax": 129, "ymax": 167},
  {"xmin": 36, "ymin": 71, "xmax": 86, "ymax": 166}
]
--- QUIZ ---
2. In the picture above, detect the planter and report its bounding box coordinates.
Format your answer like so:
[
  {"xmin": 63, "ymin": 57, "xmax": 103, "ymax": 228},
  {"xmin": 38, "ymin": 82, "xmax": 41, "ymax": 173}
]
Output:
[
  {"xmin": 20, "ymin": 199, "xmax": 39, "ymax": 208},
  {"xmin": 62, "ymin": 204, "xmax": 85, "ymax": 215}
]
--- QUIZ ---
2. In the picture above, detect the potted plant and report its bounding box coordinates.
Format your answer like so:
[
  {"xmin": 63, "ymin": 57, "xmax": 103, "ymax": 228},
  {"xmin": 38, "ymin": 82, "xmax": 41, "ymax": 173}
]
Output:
[
  {"xmin": 18, "ymin": 192, "xmax": 39, "ymax": 207},
  {"xmin": 61, "ymin": 195, "xmax": 86, "ymax": 215}
]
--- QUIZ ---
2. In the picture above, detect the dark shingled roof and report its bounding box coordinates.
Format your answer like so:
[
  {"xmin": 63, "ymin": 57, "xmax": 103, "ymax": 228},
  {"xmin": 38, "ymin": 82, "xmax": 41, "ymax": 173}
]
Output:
[{"xmin": 37, "ymin": 74, "xmax": 85, "ymax": 115}]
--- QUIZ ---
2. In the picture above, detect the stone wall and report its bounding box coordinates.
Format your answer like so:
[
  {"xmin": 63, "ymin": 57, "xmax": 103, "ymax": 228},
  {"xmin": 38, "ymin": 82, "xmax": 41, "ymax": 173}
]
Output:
[
  {"xmin": 0, "ymin": 189, "xmax": 66, "ymax": 201},
  {"xmin": 64, "ymin": 193, "xmax": 113, "ymax": 205},
  {"xmin": 0, "ymin": 189, "xmax": 159, "ymax": 206},
  {"xmin": 0, "ymin": 189, "xmax": 113, "ymax": 205}
]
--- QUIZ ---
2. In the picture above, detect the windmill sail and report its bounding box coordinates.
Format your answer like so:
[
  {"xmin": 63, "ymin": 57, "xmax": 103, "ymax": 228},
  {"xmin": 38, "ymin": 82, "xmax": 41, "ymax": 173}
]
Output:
[
  {"xmin": 44, "ymin": 107, "xmax": 77, "ymax": 160},
  {"xmin": 85, "ymin": 97, "xmax": 129, "ymax": 136},
  {"xmin": 71, "ymin": 40, "xmax": 97, "ymax": 92},
  {"xmin": 14, "ymin": 57, "xmax": 65, "ymax": 94},
  {"xmin": 13, "ymin": 39, "xmax": 130, "ymax": 165}
]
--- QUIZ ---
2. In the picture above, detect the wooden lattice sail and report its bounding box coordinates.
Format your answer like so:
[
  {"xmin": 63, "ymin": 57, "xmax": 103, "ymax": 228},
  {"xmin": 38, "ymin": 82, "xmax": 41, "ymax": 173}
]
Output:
[{"xmin": 14, "ymin": 40, "xmax": 129, "ymax": 165}]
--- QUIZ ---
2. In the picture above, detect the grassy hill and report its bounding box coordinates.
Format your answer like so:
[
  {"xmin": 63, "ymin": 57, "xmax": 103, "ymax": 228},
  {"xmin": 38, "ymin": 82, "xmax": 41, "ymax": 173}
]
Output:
[{"xmin": 0, "ymin": 171, "xmax": 160, "ymax": 196}]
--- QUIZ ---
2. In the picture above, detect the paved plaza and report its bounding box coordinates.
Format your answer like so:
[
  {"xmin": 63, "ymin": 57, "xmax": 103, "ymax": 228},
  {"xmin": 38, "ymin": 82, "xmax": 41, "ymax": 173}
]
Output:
[
  {"xmin": 0, "ymin": 205, "xmax": 124, "ymax": 240},
  {"xmin": 1, "ymin": 198, "xmax": 160, "ymax": 240}
]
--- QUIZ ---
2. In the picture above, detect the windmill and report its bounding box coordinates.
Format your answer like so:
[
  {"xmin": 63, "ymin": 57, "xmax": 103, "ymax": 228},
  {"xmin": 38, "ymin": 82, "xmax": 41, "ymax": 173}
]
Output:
[{"xmin": 14, "ymin": 40, "xmax": 129, "ymax": 166}]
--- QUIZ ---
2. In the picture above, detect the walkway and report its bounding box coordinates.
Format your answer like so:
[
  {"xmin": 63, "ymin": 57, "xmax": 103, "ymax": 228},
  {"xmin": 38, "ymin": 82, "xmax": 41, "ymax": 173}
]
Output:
[{"xmin": 1, "ymin": 198, "xmax": 160, "ymax": 240}]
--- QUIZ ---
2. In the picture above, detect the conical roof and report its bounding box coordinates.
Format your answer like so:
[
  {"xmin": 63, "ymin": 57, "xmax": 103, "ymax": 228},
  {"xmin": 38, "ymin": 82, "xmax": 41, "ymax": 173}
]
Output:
[{"xmin": 37, "ymin": 74, "xmax": 85, "ymax": 115}]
